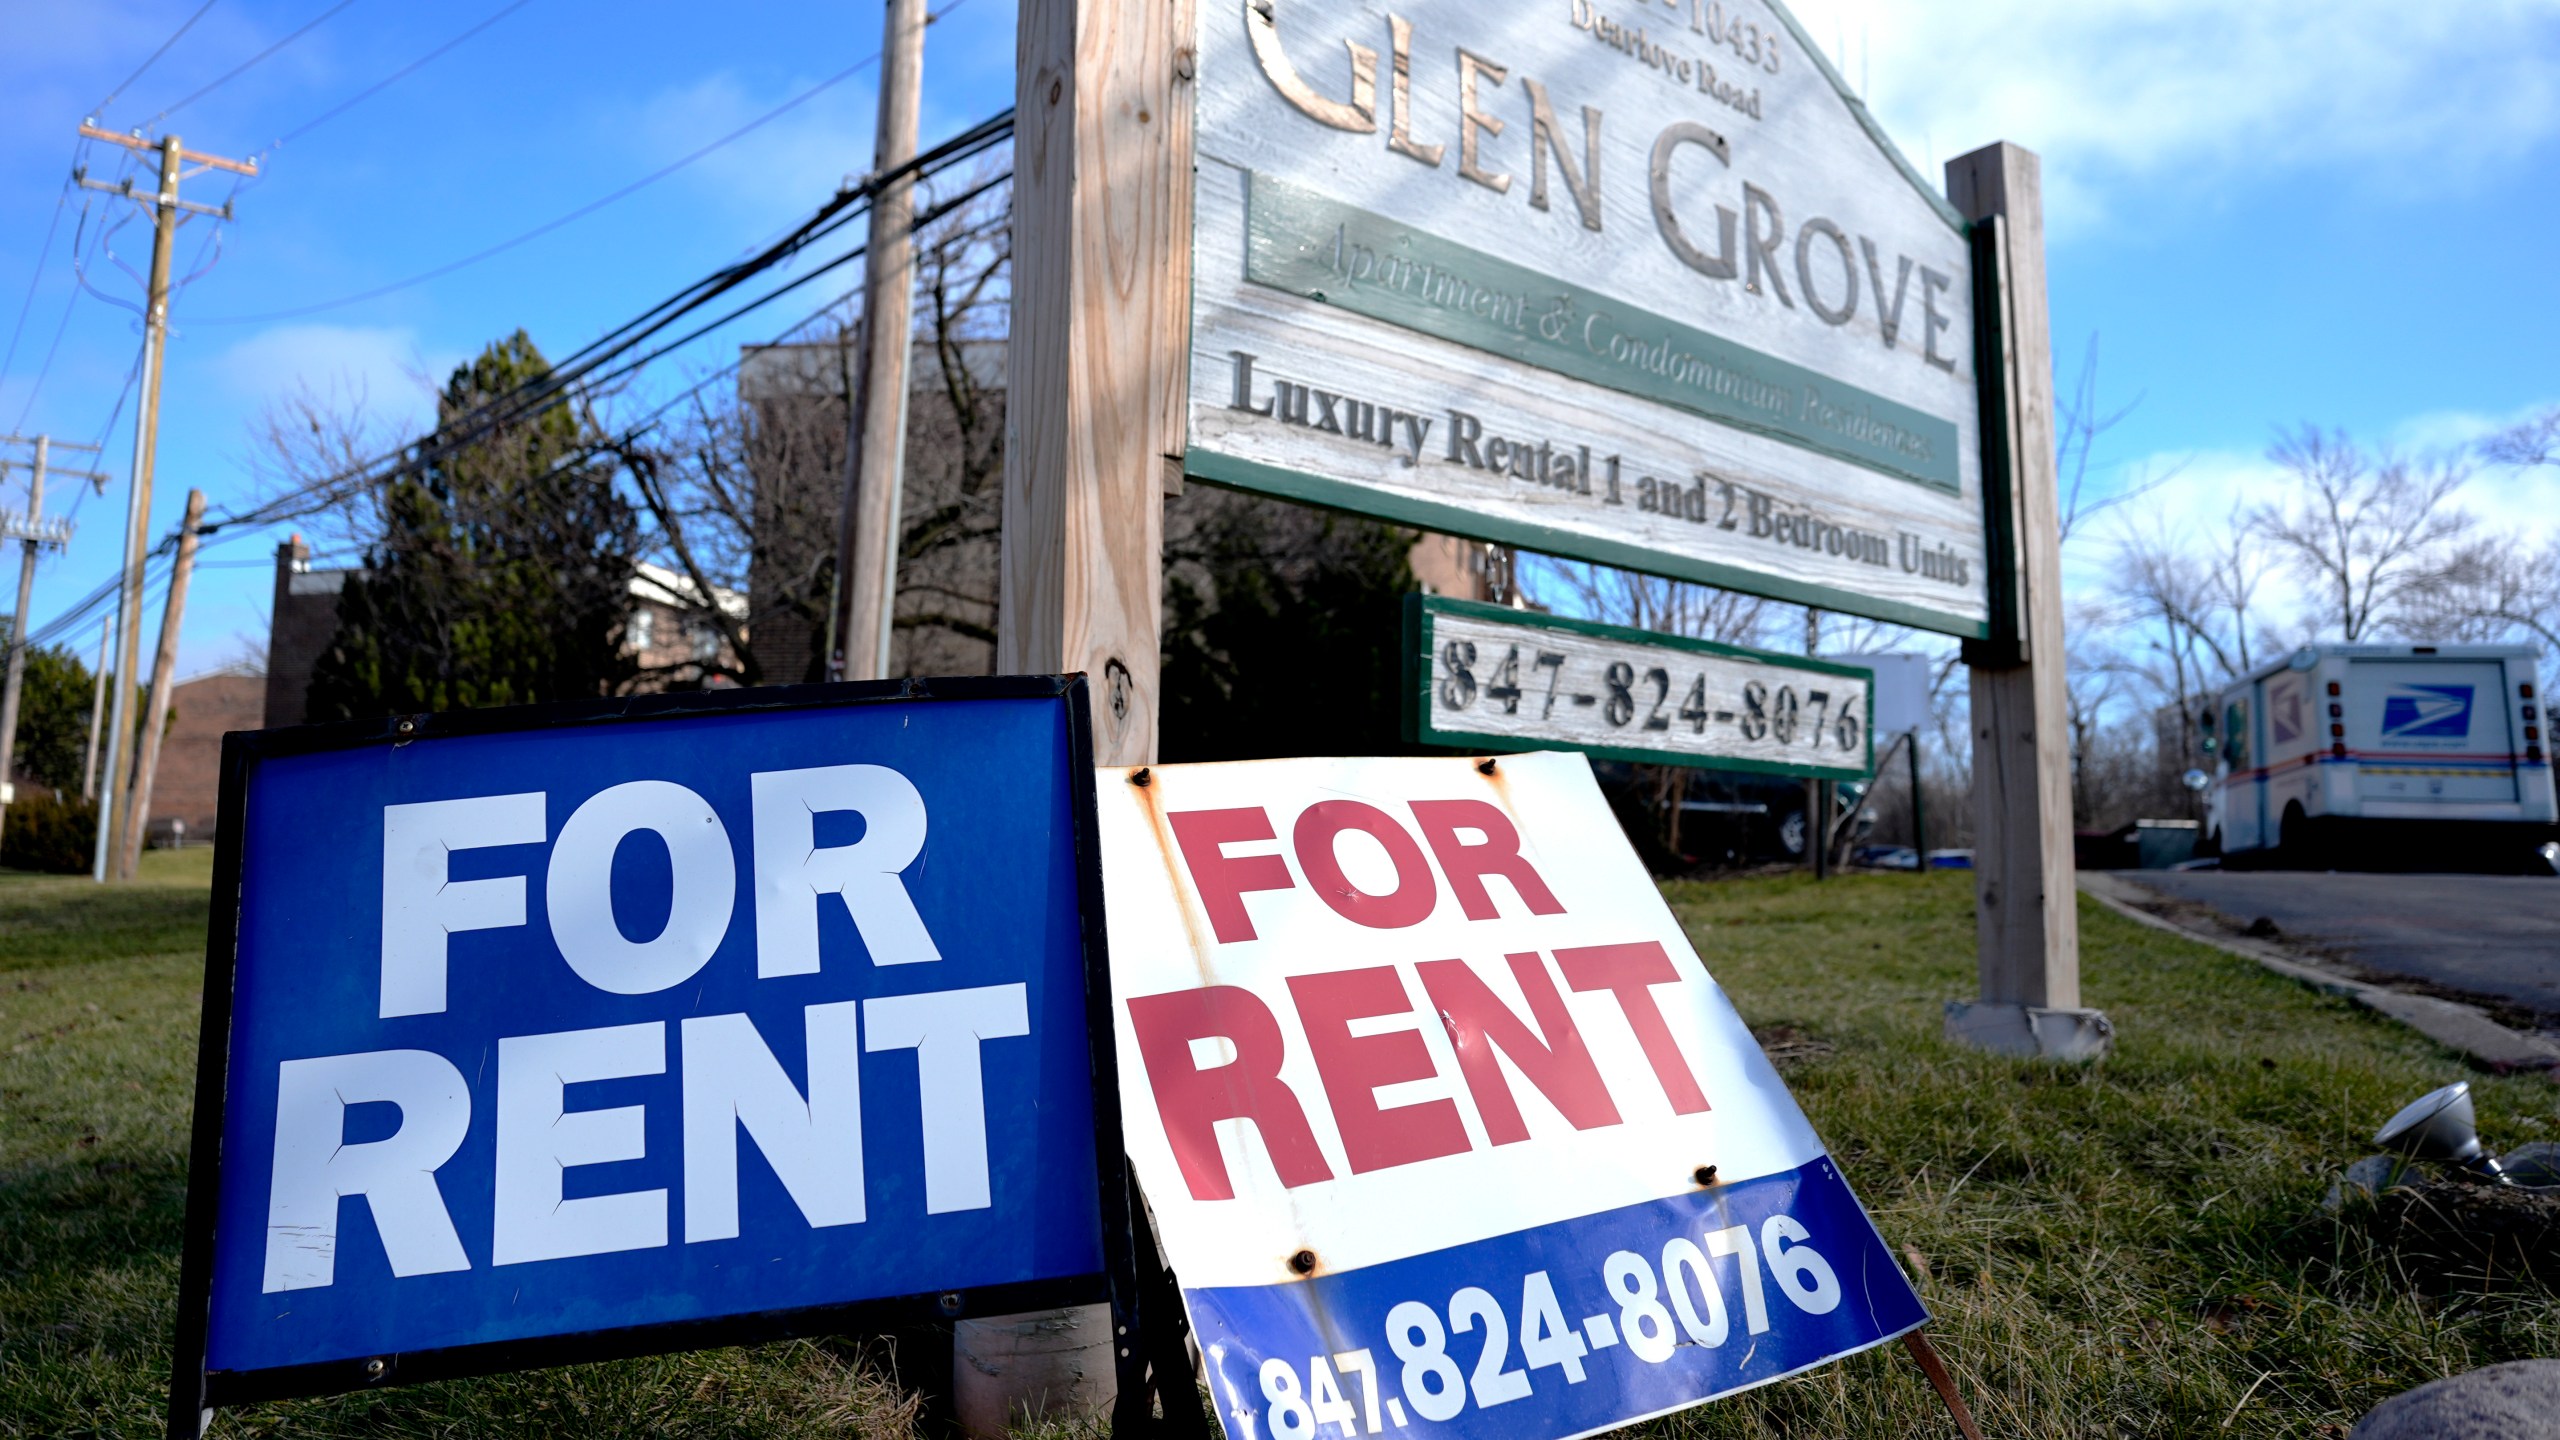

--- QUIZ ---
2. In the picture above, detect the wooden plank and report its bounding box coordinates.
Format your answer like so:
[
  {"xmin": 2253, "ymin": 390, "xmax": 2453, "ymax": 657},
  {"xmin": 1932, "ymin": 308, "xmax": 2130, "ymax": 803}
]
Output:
[
  {"xmin": 996, "ymin": 0, "xmax": 1195, "ymax": 767},
  {"xmin": 1947, "ymin": 142, "xmax": 2079, "ymax": 1010},
  {"xmin": 980, "ymin": 1, "xmax": 1196, "ymax": 1428}
]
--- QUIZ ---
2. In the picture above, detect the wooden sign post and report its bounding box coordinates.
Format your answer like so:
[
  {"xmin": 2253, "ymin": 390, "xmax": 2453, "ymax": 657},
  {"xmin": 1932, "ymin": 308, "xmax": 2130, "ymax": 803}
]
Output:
[
  {"xmin": 1943, "ymin": 143, "xmax": 2110, "ymax": 1061},
  {"xmin": 990, "ymin": 0, "xmax": 1196, "ymax": 1428},
  {"xmin": 992, "ymin": 2, "xmax": 2106, "ymax": 1425}
]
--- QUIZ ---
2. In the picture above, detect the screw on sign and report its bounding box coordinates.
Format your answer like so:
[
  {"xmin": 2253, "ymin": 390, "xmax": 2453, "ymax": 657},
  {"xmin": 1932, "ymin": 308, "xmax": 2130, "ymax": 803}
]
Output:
[{"xmin": 1097, "ymin": 752, "xmax": 1945, "ymax": 1440}]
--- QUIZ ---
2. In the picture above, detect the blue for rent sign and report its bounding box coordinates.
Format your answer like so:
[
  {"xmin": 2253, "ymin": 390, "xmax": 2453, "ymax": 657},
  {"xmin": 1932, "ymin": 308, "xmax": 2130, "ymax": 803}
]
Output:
[{"xmin": 170, "ymin": 680, "xmax": 1132, "ymax": 1432}]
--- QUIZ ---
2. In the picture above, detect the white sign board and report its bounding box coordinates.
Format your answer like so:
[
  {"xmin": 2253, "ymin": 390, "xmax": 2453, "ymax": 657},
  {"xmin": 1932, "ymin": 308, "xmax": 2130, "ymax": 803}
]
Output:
[
  {"xmin": 1408, "ymin": 596, "xmax": 1874, "ymax": 780},
  {"xmin": 1187, "ymin": 0, "xmax": 1990, "ymax": 637},
  {"xmin": 1828, "ymin": 651, "xmax": 1932, "ymax": 736},
  {"xmin": 1101, "ymin": 752, "xmax": 1924, "ymax": 1440}
]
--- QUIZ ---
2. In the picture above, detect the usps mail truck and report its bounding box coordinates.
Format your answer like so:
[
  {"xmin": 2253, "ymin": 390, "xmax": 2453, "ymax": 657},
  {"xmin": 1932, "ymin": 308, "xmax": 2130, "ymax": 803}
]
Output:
[{"xmin": 2201, "ymin": 644, "xmax": 2556, "ymax": 869}]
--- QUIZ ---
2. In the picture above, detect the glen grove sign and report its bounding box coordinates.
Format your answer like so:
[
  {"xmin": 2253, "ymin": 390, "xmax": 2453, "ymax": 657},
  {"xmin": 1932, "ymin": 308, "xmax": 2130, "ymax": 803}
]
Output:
[{"xmin": 1186, "ymin": 0, "xmax": 1989, "ymax": 637}]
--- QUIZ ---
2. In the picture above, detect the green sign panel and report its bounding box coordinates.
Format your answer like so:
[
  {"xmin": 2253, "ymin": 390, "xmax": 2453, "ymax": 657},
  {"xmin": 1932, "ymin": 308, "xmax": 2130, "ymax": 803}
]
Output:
[
  {"xmin": 1247, "ymin": 173, "xmax": 1958, "ymax": 494},
  {"xmin": 1405, "ymin": 595, "xmax": 1876, "ymax": 782}
]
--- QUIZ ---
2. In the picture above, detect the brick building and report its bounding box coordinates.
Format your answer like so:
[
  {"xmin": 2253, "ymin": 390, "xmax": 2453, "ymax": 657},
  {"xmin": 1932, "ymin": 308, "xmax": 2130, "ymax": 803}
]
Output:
[
  {"xmin": 262, "ymin": 536, "xmax": 343, "ymax": 729},
  {"xmin": 148, "ymin": 668, "xmax": 265, "ymax": 840}
]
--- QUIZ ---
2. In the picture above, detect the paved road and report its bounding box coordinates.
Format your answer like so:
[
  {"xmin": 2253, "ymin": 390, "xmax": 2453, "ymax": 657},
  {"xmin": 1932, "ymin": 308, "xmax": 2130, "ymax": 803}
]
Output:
[{"xmin": 2115, "ymin": 871, "xmax": 2560, "ymax": 1020}]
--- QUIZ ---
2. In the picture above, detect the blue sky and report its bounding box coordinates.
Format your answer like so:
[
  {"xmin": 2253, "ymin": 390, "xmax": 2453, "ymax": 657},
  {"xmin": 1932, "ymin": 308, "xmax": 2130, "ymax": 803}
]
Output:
[{"xmin": 1, "ymin": 0, "xmax": 2555, "ymax": 675}]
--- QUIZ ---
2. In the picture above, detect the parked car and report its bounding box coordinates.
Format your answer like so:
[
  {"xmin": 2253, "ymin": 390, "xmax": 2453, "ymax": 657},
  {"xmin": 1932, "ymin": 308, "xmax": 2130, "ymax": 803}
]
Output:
[{"xmin": 1591, "ymin": 760, "xmax": 1874, "ymax": 874}]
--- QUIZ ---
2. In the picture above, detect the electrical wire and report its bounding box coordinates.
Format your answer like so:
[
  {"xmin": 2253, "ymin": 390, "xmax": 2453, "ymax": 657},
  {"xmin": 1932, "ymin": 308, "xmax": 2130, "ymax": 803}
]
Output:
[
  {"xmin": 263, "ymin": 0, "xmax": 540, "ymax": 153},
  {"xmin": 1, "ymin": 182, "xmax": 72, "ymax": 386},
  {"xmin": 68, "ymin": 347, "xmax": 148, "ymax": 526},
  {"xmin": 569, "ymin": 166, "xmax": 1009, "ymax": 408},
  {"xmin": 94, "ymin": 0, "xmax": 223, "ymax": 118},
  {"xmin": 145, "ymin": 0, "xmax": 362, "ymax": 127},
  {"xmin": 13, "ymin": 207, "xmax": 104, "ymax": 431},
  {"xmin": 192, "ymin": 47, "xmax": 901, "ymax": 326},
  {"xmin": 333, "ymin": 111, "xmax": 1010, "ymax": 481},
  {"xmin": 9, "ymin": 147, "xmax": 131, "ymax": 434},
  {"xmin": 21, "ymin": 111, "xmax": 1014, "ymax": 651}
]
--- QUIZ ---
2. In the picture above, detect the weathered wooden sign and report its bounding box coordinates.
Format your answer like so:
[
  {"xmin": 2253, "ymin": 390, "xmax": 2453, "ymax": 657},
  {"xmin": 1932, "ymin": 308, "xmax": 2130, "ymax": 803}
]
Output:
[
  {"xmin": 1186, "ymin": 0, "xmax": 1989, "ymax": 637},
  {"xmin": 1406, "ymin": 596, "xmax": 1874, "ymax": 780}
]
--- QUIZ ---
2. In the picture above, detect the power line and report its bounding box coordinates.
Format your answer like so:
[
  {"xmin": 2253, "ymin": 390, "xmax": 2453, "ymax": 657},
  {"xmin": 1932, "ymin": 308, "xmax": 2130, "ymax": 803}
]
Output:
[
  {"xmin": 68, "ymin": 346, "xmax": 148, "ymax": 524},
  {"xmin": 573, "ymin": 166, "xmax": 1010, "ymax": 407},
  {"xmin": 95, "ymin": 0, "xmax": 223, "ymax": 116},
  {"xmin": 10, "ymin": 189, "xmax": 113, "ymax": 434},
  {"xmin": 265, "ymin": 0, "xmax": 540, "ymax": 152},
  {"xmin": 21, "ymin": 112, "xmax": 1014, "ymax": 651},
  {"xmin": 289, "ymin": 108, "xmax": 1010, "ymax": 470},
  {"xmin": 146, "ymin": 0, "xmax": 362, "ymax": 126},
  {"xmin": 6, "ymin": 141, "xmax": 130, "ymax": 433},
  {"xmin": 1, "ymin": 183, "xmax": 72, "ymax": 387},
  {"xmin": 192, "ymin": 47, "xmax": 897, "ymax": 326}
]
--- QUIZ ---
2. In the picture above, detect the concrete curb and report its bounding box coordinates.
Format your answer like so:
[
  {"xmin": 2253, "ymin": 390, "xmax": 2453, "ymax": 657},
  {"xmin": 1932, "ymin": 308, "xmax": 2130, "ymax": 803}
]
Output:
[{"xmin": 2077, "ymin": 872, "xmax": 2560, "ymax": 1074}]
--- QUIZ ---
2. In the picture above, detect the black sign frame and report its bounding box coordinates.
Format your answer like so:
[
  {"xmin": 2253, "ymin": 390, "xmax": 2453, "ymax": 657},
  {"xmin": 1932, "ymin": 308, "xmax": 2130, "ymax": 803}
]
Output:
[{"xmin": 167, "ymin": 675, "xmax": 1175, "ymax": 1437}]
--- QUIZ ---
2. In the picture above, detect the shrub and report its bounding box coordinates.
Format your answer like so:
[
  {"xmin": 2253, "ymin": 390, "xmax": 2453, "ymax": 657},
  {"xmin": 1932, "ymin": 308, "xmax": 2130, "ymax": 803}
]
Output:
[{"xmin": 1, "ymin": 785, "xmax": 98, "ymax": 874}]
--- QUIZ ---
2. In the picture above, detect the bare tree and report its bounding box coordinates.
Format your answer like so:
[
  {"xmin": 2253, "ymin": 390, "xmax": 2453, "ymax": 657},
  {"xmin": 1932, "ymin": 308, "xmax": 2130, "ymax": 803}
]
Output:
[
  {"xmin": 2052, "ymin": 335, "xmax": 2181, "ymax": 543},
  {"xmin": 1521, "ymin": 561, "xmax": 1774, "ymax": 649},
  {"xmin": 614, "ymin": 165, "xmax": 1013, "ymax": 688},
  {"xmin": 243, "ymin": 377, "xmax": 419, "ymax": 568},
  {"xmin": 2253, "ymin": 426, "xmax": 2477, "ymax": 642},
  {"xmin": 2401, "ymin": 535, "xmax": 2560, "ymax": 654},
  {"xmin": 2482, "ymin": 405, "xmax": 2558, "ymax": 470}
]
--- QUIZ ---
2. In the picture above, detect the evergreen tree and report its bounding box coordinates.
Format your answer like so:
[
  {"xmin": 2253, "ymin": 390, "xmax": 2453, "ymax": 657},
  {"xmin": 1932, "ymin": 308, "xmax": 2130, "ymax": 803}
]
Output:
[
  {"xmin": 307, "ymin": 331, "xmax": 639, "ymax": 720},
  {"xmin": 0, "ymin": 623, "xmax": 97, "ymax": 791},
  {"xmin": 1160, "ymin": 492, "xmax": 1419, "ymax": 762}
]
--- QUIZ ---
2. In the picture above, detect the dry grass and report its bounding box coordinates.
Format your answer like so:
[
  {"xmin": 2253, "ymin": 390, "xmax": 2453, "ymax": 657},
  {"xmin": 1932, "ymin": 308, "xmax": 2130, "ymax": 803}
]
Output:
[
  {"xmin": 1642, "ymin": 871, "xmax": 2560, "ymax": 1439},
  {"xmin": 4, "ymin": 858, "xmax": 2552, "ymax": 1437}
]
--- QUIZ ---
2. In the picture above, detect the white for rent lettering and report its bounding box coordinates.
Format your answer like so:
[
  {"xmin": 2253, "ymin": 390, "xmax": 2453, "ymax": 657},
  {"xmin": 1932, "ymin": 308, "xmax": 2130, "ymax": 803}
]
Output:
[{"xmin": 260, "ymin": 764, "xmax": 1023, "ymax": 1294}]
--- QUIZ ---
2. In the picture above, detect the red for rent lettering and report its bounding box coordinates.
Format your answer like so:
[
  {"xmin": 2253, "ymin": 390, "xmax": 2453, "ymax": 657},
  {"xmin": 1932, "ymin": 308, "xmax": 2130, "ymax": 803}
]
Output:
[
  {"xmin": 1165, "ymin": 797, "xmax": 1565, "ymax": 942},
  {"xmin": 1127, "ymin": 947, "xmax": 1709, "ymax": 1200}
]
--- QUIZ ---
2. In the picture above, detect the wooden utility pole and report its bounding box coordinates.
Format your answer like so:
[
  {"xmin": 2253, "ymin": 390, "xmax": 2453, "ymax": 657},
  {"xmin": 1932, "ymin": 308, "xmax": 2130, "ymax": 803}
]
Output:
[
  {"xmin": 1943, "ymin": 143, "xmax": 2110, "ymax": 1060},
  {"xmin": 74, "ymin": 122, "xmax": 252, "ymax": 881},
  {"xmin": 828, "ymin": 0, "xmax": 929, "ymax": 682},
  {"xmin": 118, "ymin": 488, "xmax": 205, "ymax": 878},
  {"xmin": 0, "ymin": 434, "xmax": 105, "ymax": 849},
  {"xmin": 983, "ymin": 0, "xmax": 1195, "ymax": 1429}
]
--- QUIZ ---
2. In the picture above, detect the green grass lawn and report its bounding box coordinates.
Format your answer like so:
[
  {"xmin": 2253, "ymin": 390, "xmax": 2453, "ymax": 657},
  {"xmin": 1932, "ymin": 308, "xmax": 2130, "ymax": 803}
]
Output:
[{"xmin": 4, "ymin": 860, "xmax": 2552, "ymax": 1437}]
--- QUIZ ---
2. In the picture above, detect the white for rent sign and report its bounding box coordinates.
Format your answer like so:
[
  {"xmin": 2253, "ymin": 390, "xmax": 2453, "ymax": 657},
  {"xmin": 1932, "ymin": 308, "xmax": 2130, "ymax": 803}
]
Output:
[{"xmin": 1100, "ymin": 751, "xmax": 1923, "ymax": 1440}]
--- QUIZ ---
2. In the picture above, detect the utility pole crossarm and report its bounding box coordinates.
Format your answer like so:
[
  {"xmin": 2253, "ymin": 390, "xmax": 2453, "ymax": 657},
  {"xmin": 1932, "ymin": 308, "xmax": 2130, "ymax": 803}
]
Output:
[
  {"xmin": 73, "ymin": 174, "xmax": 234, "ymax": 220},
  {"xmin": 77, "ymin": 122, "xmax": 257, "ymax": 176},
  {"xmin": 0, "ymin": 434, "xmax": 102, "ymax": 451}
]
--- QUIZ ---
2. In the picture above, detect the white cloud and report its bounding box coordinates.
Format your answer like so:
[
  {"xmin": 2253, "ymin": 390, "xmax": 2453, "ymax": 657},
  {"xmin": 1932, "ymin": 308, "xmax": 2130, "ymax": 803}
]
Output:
[
  {"xmin": 2383, "ymin": 398, "xmax": 2560, "ymax": 457},
  {"xmin": 215, "ymin": 323, "xmax": 449, "ymax": 427},
  {"xmin": 1778, "ymin": 0, "xmax": 2560, "ymax": 233}
]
